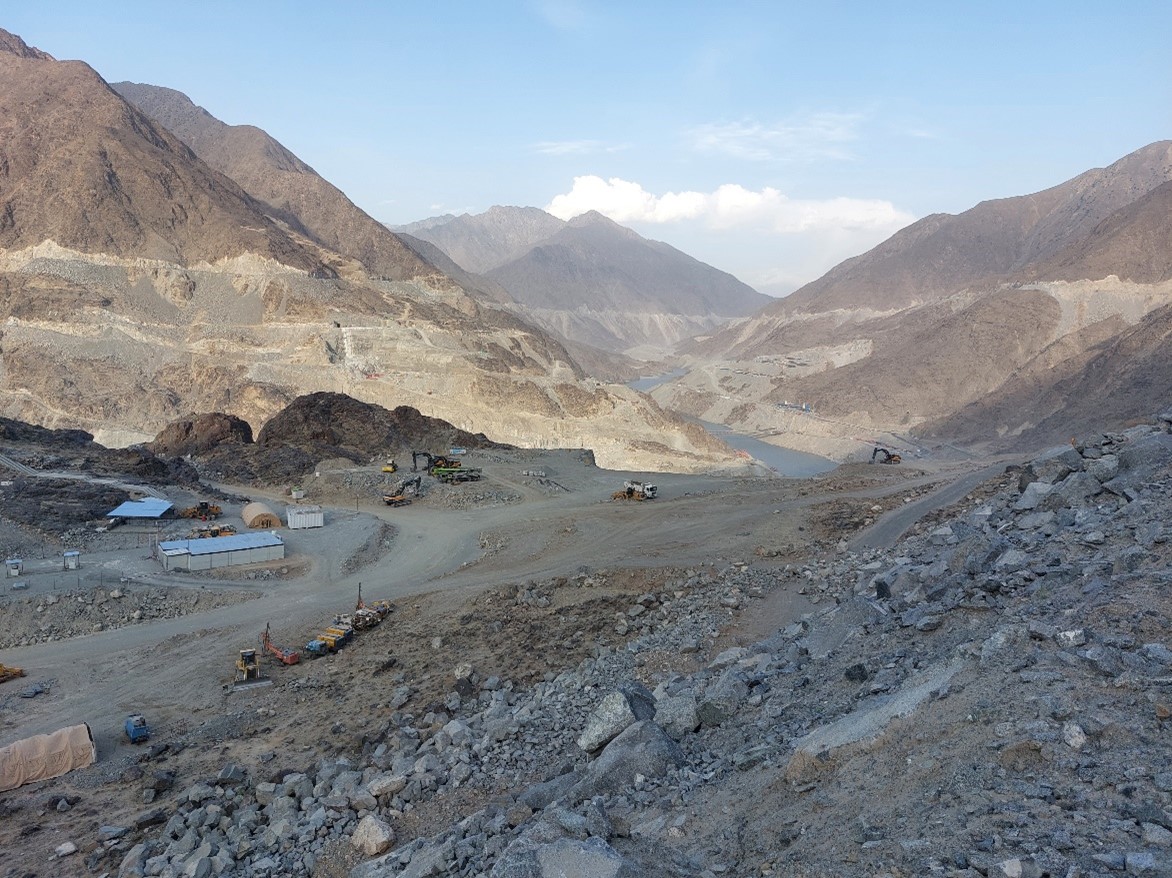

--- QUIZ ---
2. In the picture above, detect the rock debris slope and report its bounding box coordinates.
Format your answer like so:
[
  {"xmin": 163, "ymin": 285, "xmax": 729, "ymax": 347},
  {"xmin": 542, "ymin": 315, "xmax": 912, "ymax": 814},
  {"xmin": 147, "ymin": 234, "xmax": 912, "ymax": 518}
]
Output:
[{"xmin": 101, "ymin": 413, "xmax": 1172, "ymax": 878}]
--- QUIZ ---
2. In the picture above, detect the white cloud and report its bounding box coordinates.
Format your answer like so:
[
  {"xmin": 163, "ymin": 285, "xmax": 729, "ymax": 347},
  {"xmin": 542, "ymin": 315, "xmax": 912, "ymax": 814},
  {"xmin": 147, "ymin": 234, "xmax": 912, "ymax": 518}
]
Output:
[
  {"xmin": 689, "ymin": 112, "xmax": 864, "ymax": 162},
  {"xmin": 546, "ymin": 175, "xmax": 914, "ymax": 234}
]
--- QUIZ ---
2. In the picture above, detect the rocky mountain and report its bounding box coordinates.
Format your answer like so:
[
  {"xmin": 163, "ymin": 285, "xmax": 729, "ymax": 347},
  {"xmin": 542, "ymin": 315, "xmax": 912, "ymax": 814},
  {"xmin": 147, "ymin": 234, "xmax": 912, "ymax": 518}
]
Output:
[
  {"xmin": 0, "ymin": 30, "xmax": 738, "ymax": 473},
  {"xmin": 110, "ymin": 82, "xmax": 446, "ymax": 286},
  {"xmin": 393, "ymin": 206, "xmax": 566, "ymax": 275},
  {"xmin": 663, "ymin": 142, "xmax": 1172, "ymax": 459},
  {"xmin": 401, "ymin": 207, "xmax": 771, "ymax": 356}
]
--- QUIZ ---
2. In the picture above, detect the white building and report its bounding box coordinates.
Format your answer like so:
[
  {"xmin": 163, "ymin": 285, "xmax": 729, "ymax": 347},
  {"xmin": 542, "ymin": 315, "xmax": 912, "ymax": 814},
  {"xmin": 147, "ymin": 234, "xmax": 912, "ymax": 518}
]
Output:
[
  {"xmin": 156, "ymin": 532, "xmax": 284, "ymax": 572},
  {"xmin": 286, "ymin": 505, "xmax": 324, "ymax": 529}
]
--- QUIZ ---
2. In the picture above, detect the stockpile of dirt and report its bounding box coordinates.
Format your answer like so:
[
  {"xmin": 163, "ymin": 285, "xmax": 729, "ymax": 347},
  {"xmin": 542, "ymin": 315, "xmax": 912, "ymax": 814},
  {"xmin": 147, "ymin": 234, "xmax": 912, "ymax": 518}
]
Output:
[{"xmin": 145, "ymin": 413, "xmax": 253, "ymax": 458}]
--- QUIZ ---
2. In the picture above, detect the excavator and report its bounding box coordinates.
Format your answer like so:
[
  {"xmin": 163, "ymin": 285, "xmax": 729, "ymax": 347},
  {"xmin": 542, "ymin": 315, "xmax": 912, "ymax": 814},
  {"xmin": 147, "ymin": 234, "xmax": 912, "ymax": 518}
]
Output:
[
  {"xmin": 383, "ymin": 476, "xmax": 422, "ymax": 507},
  {"xmin": 412, "ymin": 451, "xmax": 462, "ymax": 473},
  {"xmin": 260, "ymin": 623, "xmax": 300, "ymax": 665},
  {"xmin": 871, "ymin": 447, "xmax": 902, "ymax": 465}
]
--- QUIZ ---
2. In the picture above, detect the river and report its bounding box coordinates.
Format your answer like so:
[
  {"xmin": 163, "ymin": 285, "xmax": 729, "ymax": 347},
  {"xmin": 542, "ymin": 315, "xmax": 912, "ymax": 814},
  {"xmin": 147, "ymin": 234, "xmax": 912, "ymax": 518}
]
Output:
[{"xmin": 629, "ymin": 371, "xmax": 838, "ymax": 477}]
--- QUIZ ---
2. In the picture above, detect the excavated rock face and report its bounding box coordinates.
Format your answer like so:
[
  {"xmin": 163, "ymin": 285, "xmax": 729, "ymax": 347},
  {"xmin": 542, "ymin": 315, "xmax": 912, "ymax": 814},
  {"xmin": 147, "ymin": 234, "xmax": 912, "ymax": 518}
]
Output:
[{"xmin": 146, "ymin": 413, "xmax": 253, "ymax": 457}]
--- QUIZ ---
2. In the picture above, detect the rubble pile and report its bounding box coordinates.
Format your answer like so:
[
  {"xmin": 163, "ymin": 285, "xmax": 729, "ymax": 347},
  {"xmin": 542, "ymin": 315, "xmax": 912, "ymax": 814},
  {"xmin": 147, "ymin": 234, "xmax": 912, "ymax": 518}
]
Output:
[
  {"xmin": 31, "ymin": 417, "xmax": 1172, "ymax": 877},
  {"xmin": 0, "ymin": 587, "xmax": 255, "ymax": 649}
]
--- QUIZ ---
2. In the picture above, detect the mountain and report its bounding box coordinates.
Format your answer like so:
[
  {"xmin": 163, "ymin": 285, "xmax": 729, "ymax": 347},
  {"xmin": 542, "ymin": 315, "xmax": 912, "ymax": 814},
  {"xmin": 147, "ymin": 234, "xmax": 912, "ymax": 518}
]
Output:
[
  {"xmin": 393, "ymin": 206, "xmax": 566, "ymax": 274},
  {"xmin": 111, "ymin": 81, "xmax": 446, "ymax": 286},
  {"xmin": 661, "ymin": 142, "xmax": 1172, "ymax": 458},
  {"xmin": 402, "ymin": 207, "xmax": 771, "ymax": 355},
  {"xmin": 0, "ymin": 35, "xmax": 324, "ymax": 271},
  {"xmin": 0, "ymin": 30, "xmax": 739, "ymax": 473}
]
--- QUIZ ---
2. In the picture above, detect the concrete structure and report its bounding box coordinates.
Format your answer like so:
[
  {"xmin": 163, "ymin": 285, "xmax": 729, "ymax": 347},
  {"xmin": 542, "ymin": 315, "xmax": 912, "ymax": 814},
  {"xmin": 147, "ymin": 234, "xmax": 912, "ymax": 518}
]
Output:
[
  {"xmin": 108, "ymin": 498, "xmax": 174, "ymax": 520},
  {"xmin": 286, "ymin": 505, "xmax": 324, "ymax": 529},
  {"xmin": 156, "ymin": 532, "xmax": 284, "ymax": 572},
  {"xmin": 242, "ymin": 502, "xmax": 281, "ymax": 529}
]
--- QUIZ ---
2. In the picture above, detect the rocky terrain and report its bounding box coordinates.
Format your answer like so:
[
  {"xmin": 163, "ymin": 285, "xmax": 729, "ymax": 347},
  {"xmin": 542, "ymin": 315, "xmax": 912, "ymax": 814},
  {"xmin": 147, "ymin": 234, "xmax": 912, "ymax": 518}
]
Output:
[
  {"xmin": 2, "ymin": 413, "xmax": 1168, "ymax": 877},
  {"xmin": 662, "ymin": 142, "xmax": 1172, "ymax": 460}
]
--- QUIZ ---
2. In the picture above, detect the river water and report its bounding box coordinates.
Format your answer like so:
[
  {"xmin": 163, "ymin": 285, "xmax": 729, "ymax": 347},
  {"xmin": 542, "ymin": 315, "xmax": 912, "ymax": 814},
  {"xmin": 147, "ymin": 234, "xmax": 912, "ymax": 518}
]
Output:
[{"xmin": 630, "ymin": 370, "xmax": 837, "ymax": 477}]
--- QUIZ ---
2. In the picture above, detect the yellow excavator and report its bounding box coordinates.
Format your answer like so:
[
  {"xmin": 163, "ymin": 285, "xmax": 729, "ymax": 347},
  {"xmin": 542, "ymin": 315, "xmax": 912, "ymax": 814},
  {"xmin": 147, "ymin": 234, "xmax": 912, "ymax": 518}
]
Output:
[{"xmin": 871, "ymin": 447, "xmax": 902, "ymax": 465}]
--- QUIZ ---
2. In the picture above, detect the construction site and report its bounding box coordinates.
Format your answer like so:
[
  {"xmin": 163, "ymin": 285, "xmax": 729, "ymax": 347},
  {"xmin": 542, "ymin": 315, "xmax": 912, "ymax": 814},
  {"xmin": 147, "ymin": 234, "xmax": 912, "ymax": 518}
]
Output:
[{"xmin": 1, "ymin": 406, "xmax": 1097, "ymax": 878}]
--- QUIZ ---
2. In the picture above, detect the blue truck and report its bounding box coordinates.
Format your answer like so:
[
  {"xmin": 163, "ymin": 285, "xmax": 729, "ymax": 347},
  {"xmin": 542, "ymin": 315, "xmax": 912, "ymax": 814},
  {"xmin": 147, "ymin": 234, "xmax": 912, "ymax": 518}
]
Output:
[{"xmin": 124, "ymin": 714, "xmax": 150, "ymax": 743}]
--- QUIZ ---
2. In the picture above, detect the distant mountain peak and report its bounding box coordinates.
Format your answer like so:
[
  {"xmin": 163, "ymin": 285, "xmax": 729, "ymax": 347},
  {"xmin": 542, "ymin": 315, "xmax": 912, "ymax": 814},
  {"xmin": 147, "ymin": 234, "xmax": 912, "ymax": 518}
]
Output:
[{"xmin": 0, "ymin": 28, "xmax": 54, "ymax": 61}]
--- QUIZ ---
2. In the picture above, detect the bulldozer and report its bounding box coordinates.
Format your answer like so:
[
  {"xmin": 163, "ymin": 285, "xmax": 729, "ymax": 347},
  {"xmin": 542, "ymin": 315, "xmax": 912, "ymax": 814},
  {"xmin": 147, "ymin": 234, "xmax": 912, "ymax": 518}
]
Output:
[
  {"xmin": 871, "ymin": 447, "xmax": 902, "ymax": 465},
  {"xmin": 261, "ymin": 623, "xmax": 300, "ymax": 665},
  {"xmin": 0, "ymin": 663, "xmax": 26, "ymax": 685},
  {"xmin": 230, "ymin": 648, "xmax": 272, "ymax": 690},
  {"xmin": 179, "ymin": 501, "xmax": 222, "ymax": 520},
  {"xmin": 381, "ymin": 458, "xmax": 398, "ymax": 473}
]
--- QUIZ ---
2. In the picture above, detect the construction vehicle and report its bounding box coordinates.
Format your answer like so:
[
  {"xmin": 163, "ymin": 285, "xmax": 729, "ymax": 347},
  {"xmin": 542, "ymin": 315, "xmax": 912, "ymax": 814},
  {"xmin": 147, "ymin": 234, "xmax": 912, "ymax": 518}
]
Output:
[
  {"xmin": 179, "ymin": 502, "xmax": 222, "ymax": 520},
  {"xmin": 231, "ymin": 648, "xmax": 271, "ymax": 689},
  {"xmin": 188, "ymin": 523, "xmax": 237, "ymax": 539},
  {"xmin": 124, "ymin": 714, "xmax": 150, "ymax": 744},
  {"xmin": 0, "ymin": 664, "xmax": 26, "ymax": 685},
  {"xmin": 613, "ymin": 480, "xmax": 657, "ymax": 501},
  {"xmin": 354, "ymin": 586, "xmax": 393, "ymax": 630},
  {"xmin": 381, "ymin": 458, "xmax": 398, "ymax": 473},
  {"xmin": 870, "ymin": 447, "xmax": 902, "ymax": 465},
  {"xmin": 305, "ymin": 619, "xmax": 354, "ymax": 657},
  {"xmin": 435, "ymin": 467, "xmax": 481, "ymax": 483},
  {"xmin": 383, "ymin": 475, "xmax": 422, "ymax": 506},
  {"xmin": 261, "ymin": 623, "xmax": 300, "ymax": 665},
  {"xmin": 413, "ymin": 451, "xmax": 464, "ymax": 473}
]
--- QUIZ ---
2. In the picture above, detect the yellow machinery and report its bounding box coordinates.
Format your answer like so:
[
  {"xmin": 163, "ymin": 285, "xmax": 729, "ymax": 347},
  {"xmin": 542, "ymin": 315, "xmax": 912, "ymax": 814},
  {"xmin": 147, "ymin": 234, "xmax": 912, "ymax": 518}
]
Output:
[
  {"xmin": 381, "ymin": 458, "xmax": 398, "ymax": 473},
  {"xmin": 231, "ymin": 649, "xmax": 271, "ymax": 690},
  {"xmin": 0, "ymin": 664, "xmax": 26, "ymax": 685}
]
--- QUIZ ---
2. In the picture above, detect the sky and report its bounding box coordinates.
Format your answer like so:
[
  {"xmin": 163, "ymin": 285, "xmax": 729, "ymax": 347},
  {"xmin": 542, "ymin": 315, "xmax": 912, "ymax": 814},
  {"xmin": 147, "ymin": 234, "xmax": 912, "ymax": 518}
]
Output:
[{"xmin": 6, "ymin": 2, "xmax": 1171, "ymax": 295}]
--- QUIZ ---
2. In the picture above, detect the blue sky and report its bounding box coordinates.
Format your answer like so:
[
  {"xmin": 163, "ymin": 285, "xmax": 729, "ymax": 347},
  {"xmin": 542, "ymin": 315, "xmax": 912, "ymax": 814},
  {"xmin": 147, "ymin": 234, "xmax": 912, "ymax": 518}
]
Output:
[{"xmin": 7, "ymin": 2, "xmax": 1170, "ymax": 294}]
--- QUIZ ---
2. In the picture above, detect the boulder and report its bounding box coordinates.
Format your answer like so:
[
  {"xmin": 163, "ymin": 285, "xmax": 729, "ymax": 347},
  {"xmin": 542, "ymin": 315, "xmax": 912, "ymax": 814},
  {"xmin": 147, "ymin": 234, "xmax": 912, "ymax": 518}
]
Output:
[
  {"xmin": 351, "ymin": 814, "xmax": 396, "ymax": 857},
  {"xmin": 571, "ymin": 721, "xmax": 684, "ymax": 801},
  {"xmin": 576, "ymin": 684, "xmax": 656, "ymax": 753}
]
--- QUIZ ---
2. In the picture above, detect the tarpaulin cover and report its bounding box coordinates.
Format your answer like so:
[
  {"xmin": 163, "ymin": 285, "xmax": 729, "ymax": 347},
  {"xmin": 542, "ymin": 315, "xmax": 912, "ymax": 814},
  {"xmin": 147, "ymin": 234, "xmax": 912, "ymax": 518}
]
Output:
[{"xmin": 0, "ymin": 723, "xmax": 95, "ymax": 792}]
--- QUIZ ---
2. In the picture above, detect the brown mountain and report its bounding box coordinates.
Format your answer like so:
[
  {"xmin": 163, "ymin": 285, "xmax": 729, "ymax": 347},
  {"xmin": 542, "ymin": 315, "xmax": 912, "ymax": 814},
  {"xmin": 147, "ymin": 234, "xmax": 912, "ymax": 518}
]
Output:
[
  {"xmin": 0, "ymin": 30, "xmax": 737, "ymax": 473},
  {"xmin": 0, "ymin": 30, "xmax": 323, "ymax": 271},
  {"xmin": 110, "ymin": 81, "xmax": 447, "ymax": 285},
  {"xmin": 661, "ymin": 142, "xmax": 1172, "ymax": 458},
  {"xmin": 403, "ymin": 207, "xmax": 770, "ymax": 355},
  {"xmin": 394, "ymin": 206, "xmax": 566, "ymax": 274}
]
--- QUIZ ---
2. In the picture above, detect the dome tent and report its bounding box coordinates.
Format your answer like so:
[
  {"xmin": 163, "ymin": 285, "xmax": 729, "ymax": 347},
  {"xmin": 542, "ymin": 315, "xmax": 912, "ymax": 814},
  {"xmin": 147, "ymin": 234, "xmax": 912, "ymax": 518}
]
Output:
[{"xmin": 241, "ymin": 502, "xmax": 281, "ymax": 529}]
